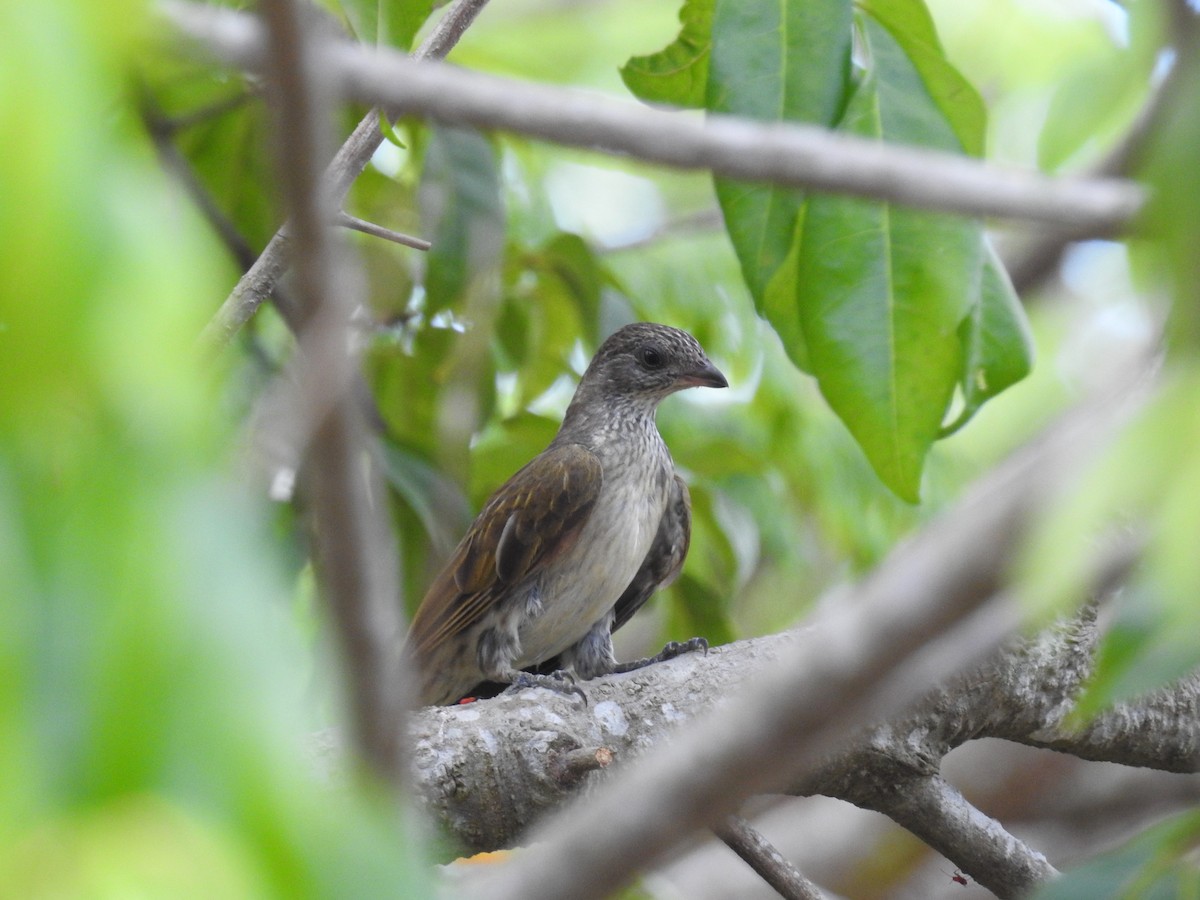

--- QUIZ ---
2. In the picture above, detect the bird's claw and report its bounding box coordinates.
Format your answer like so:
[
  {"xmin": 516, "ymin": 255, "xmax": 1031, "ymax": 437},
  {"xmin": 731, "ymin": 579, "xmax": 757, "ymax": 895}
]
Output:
[
  {"xmin": 508, "ymin": 670, "xmax": 588, "ymax": 705},
  {"xmin": 612, "ymin": 636, "xmax": 708, "ymax": 674},
  {"xmin": 659, "ymin": 637, "xmax": 708, "ymax": 660}
]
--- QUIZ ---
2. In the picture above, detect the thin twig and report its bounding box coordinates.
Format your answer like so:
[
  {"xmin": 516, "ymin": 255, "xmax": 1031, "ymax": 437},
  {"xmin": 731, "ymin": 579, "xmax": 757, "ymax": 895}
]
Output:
[
  {"xmin": 140, "ymin": 90, "xmax": 304, "ymax": 330},
  {"xmin": 716, "ymin": 815, "xmax": 824, "ymax": 900},
  {"xmin": 337, "ymin": 211, "xmax": 431, "ymax": 250}
]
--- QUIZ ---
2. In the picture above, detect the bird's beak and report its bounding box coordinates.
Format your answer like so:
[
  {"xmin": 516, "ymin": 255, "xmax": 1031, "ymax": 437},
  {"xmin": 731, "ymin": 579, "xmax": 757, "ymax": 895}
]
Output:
[{"xmin": 677, "ymin": 361, "xmax": 728, "ymax": 390}]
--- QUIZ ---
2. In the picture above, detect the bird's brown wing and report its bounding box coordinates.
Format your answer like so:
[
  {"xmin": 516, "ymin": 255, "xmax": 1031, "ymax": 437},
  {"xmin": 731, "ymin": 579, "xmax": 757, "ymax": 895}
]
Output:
[
  {"xmin": 407, "ymin": 442, "xmax": 603, "ymax": 658},
  {"xmin": 611, "ymin": 474, "xmax": 691, "ymax": 633}
]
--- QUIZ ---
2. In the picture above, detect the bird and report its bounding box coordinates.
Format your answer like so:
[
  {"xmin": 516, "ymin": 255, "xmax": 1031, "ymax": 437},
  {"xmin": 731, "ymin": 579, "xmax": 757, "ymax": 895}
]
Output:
[{"xmin": 405, "ymin": 322, "xmax": 728, "ymax": 706}]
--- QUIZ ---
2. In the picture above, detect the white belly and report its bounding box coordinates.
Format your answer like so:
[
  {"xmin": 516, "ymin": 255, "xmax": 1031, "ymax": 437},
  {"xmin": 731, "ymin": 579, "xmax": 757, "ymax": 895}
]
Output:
[{"xmin": 513, "ymin": 458, "xmax": 669, "ymax": 665}]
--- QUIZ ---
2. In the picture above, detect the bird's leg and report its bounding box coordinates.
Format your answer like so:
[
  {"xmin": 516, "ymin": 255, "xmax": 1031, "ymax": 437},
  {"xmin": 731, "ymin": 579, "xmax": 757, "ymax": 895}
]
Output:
[
  {"xmin": 477, "ymin": 622, "xmax": 588, "ymax": 703},
  {"xmin": 612, "ymin": 637, "xmax": 708, "ymax": 674},
  {"xmin": 555, "ymin": 613, "xmax": 618, "ymax": 681}
]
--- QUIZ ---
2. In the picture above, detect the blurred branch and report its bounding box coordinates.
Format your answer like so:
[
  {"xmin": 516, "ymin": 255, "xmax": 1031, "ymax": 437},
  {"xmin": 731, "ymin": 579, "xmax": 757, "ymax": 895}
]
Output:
[
  {"xmin": 716, "ymin": 815, "xmax": 823, "ymax": 900},
  {"xmin": 164, "ymin": 1, "xmax": 1144, "ymax": 275},
  {"xmin": 189, "ymin": 0, "xmax": 493, "ymax": 350},
  {"xmin": 259, "ymin": 0, "xmax": 408, "ymax": 786},
  {"xmin": 1005, "ymin": 0, "xmax": 1200, "ymax": 296},
  {"xmin": 336, "ymin": 211, "xmax": 432, "ymax": 250}
]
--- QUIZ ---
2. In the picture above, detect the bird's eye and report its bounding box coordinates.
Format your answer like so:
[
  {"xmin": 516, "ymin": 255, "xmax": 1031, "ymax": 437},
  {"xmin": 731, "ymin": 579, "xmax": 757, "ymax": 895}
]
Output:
[{"xmin": 639, "ymin": 345, "xmax": 665, "ymax": 369}]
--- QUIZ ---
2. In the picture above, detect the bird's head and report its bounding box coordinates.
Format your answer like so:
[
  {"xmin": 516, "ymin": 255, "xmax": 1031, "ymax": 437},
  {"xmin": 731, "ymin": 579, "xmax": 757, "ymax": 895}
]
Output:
[{"xmin": 570, "ymin": 323, "xmax": 728, "ymax": 412}]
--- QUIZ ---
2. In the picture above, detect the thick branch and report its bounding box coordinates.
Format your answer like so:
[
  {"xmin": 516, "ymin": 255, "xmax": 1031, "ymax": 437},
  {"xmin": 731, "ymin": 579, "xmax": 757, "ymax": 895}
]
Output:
[
  {"xmin": 1024, "ymin": 672, "xmax": 1200, "ymax": 772},
  {"xmin": 406, "ymin": 608, "xmax": 1199, "ymax": 890},
  {"xmin": 165, "ymin": 2, "xmax": 1144, "ymax": 236}
]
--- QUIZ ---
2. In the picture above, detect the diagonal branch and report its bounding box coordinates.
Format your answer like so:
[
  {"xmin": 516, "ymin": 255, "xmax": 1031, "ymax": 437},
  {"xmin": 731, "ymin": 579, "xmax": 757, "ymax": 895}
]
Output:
[
  {"xmin": 337, "ymin": 211, "xmax": 432, "ymax": 250},
  {"xmin": 716, "ymin": 815, "xmax": 824, "ymax": 900}
]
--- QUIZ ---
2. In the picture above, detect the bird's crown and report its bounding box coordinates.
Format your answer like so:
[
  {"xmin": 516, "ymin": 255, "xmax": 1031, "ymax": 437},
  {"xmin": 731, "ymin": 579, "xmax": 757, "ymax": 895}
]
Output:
[{"xmin": 573, "ymin": 323, "xmax": 727, "ymax": 405}]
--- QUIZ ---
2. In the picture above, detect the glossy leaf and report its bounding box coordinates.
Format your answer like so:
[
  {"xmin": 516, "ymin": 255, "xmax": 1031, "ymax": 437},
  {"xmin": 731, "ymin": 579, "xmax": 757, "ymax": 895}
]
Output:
[
  {"xmin": 857, "ymin": 0, "xmax": 986, "ymax": 156},
  {"xmin": 419, "ymin": 126, "xmax": 505, "ymax": 314},
  {"xmin": 789, "ymin": 16, "xmax": 982, "ymax": 501},
  {"xmin": 708, "ymin": 0, "xmax": 853, "ymax": 304},
  {"xmin": 942, "ymin": 244, "xmax": 1034, "ymax": 436},
  {"xmin": 619, "ymin": 0, "xmax": 713, "ymax": 108}
]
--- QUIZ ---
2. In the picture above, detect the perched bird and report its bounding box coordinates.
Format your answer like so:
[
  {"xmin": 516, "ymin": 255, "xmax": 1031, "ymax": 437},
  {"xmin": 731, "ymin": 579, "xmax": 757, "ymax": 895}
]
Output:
[{"xmin": 406, "ymin": 322, "xmax": 728, "ymax": 706}]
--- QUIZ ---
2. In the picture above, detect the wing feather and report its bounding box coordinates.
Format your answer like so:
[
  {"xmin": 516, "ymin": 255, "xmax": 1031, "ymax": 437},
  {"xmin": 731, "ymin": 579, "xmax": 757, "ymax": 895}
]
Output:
[{"xmin": 407, "ymin": 443, "xmax": 603, "ymax": 658}]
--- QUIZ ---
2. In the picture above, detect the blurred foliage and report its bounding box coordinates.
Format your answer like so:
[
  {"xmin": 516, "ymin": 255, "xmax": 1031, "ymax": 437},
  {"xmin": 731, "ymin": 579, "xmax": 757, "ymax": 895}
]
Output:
[
  {"xmin": 4, "ymin": 0, "xmax": 1200, "ymax": 893},
  {"xmin": 0, "ymin": 0, "xmax": 429, "ymax": 895},
  {"xmin": 1032, "ymin": 810, "xmax": 1200, "ymax": 900}
]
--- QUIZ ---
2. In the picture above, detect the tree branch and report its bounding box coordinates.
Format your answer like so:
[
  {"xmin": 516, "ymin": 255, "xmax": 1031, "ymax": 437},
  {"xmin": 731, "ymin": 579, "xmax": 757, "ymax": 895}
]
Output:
[
  {"xmin": 164, "ymin": 1, "xmax": 1145, "ymax": 250},
  {"xmin": 336, "ymin": 211, "xmax": 431, "ymax": 250},
  {"xmin": 404, "ymin": 599, "xmax": 1198, "ymax": 893},
  {"xmin": 716, "ymin": 815, "xmax": 824, "ymax": 900}
]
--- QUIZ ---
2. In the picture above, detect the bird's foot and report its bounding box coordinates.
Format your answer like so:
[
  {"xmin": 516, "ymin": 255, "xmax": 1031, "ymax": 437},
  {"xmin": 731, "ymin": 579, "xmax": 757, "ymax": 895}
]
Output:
[
  {"xmin": 612, "ymin": 637, "xmax": 708, "ymax": 674},
  {"xmin": 506, "ymin": 669, "xmax": 588, "ymax": 705}
]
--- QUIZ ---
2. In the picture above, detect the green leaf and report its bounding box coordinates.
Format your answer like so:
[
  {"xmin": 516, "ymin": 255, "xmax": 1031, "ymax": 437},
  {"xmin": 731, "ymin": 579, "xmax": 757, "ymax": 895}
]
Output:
[
  {"xmin": 708, "ymin": 0, "xmax": 853, "ymax": 304},
  {"xmin": 1033, "ymin": 812, "xmax": 1200, "ymax": 900},
  {"xmin": 320, "ymin": 0, "xmax": 434, "ymax": 50},
  {"xmin": 378, "ymin": 114, "xmax": 408, "ymax": 149},
  {"xmin": 761, "ymin": 215, "xmax": 811, "ymax": 372},
  {"xmin": 1019, "ymin": 375, "xmax": 1200, "ymax": 705},
  {"xmin": 419, "ymin": 126, "xmax": 505, "ymax": 314},
  {"xmin": 1073, "ymin": 597, "xmax": 1200, "ymax": 723},
  {"xmin": 538, "ymin": 232, "xmax": 606, "ymax": 344},
  {"xmin": 1037, "ymin": 1, "xmax": 1160, "ymax": 171},
  {"xmin": 1038, "ymin": 56, "xmax": 1146, "ymax": 172},
  {"xmin": 379, "ymin": 441, "xmax": 473, "ymax": 557},
  {"xmin": 942, "ymin": 244, "xmax": 1034, "ymax": 437},
  {"xmin": 788, "ymin": 16, "xmax": 982, "ymax": 501},
  {"xmin": 857, "ymin": 0, "xmax": 986, "ymax": 156},
  {"xmin": 667, "ymin": 574, "xmax": 736, "ymax": 649},
  {"xmin": 469, "ymin": 412, "xmax": 561, "ymax": 507},
  {"xmin": 619, "ymin": 0, "xmax": 714, "ymax": 108}
]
